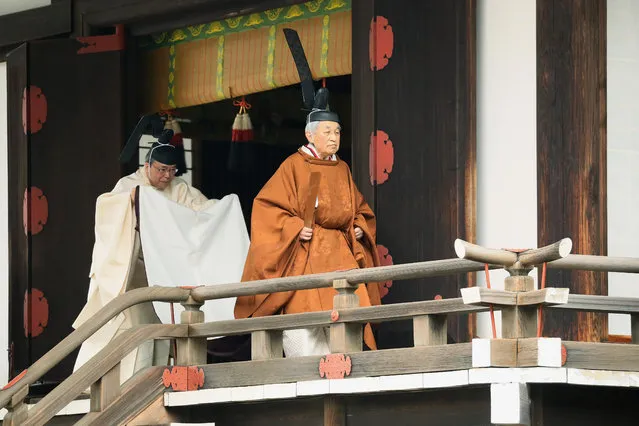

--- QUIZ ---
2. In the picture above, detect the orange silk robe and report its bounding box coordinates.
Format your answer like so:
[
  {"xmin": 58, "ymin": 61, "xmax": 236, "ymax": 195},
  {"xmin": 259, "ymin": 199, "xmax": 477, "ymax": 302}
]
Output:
[{"xmin": 234, "ymin": 148, "xmax": 382, "ymax": 349}]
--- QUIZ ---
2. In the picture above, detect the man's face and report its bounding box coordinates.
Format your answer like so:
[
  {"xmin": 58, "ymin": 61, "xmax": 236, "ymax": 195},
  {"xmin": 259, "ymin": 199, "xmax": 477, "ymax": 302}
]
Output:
[
  {"xmin": 145, "ymin": 160, "xmax": 177, "ymax": 190},
  {"xmin": 306, "ymin": 121, "xmax": 341, "ymax": 159}
]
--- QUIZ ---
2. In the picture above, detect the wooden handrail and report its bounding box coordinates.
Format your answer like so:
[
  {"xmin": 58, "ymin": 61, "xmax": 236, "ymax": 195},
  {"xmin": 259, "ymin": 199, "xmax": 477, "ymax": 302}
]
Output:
[
  {"xmin": 549, "ymin": 294, "xmax": 639, "ymax": 314},
  {"xmin": 0, "ymin": 257, "xmax": 498, "ymax": 413},
  {"xmin": 190, "ymin": 258, "xmax": 493, "ymax": 302},
  {"xmin": 0, "ymin": 257, "xmax": 491, "ymax": 412},
  {"xmin": 0, "ymin": 239, "xmax": 637, "ymax": 418},
  {"xmin": 23, "ymin": 324, "xmax": 187, "ymax": 426},
  {"xmin": 0, "ymin": 287, "xmax": 190, "ymax": 411},
  {"xmin": 189, "ymin": 298, "xmax": 489, "ymax": 338},
  {"xmin": 548, "ymin": 254, "xmax": 639, "ymax": 273}
]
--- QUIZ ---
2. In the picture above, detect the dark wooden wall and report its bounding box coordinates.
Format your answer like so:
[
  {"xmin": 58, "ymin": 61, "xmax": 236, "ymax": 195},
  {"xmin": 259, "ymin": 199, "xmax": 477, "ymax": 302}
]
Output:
[
  {"xmin": 530, "ymin": 384, "xmax": 639, "ymax": 425},
  {"xmin": 7, "ymin": 44, "xmax": 31, "ymax": 382},
  {"xmin": 184, "ymin": 388, "xmax": 491, "ymax": 426},
  {"xmin": 175, "ymin": 384, "xmax": 639, "ymax": 426},
  {"xmin": 352, "ymin": 0, "xmax": 476, "ymax": 347},
  {"xmin": 7, "ymin": 38, "xmax": 124, "ymax": 383},
  {"xmin": 537, "ymin": 0, "xmax": 607, "ymax": 342}
]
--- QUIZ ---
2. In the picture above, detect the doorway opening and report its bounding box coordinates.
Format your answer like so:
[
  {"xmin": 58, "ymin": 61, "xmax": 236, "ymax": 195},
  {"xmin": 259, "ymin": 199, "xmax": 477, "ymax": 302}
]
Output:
[{"xmin": 135, "ymin": 75, "xmax": 352, "ymax": 232}]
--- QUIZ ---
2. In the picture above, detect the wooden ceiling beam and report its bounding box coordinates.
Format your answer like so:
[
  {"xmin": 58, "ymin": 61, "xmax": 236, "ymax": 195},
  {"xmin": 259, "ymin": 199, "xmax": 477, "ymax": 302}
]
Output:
[
  {"xmin": 80, "ymin": 0, "xmax": 307, "ymax": 35},
  {"xmin": 0, "ymin": 0, "xmax": 71, "ymax": 48}
]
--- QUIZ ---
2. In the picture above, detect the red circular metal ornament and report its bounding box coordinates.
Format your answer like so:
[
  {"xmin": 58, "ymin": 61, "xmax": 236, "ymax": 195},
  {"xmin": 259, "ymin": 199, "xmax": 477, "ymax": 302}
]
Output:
[
  {"xmin": 319, "ymin": 354, "xmax": 352, "ymax": 379},
  {"xmin": 331, "ymin": 310, "xmax": 339, "ymax": 322},
  {"xmin": 23, "ymin": 186, "xmax": 49, "ymax": 236},
  {"xmin": 376, "ymin": 245, "xmax": 394, "ymax": 298},
  {"xmin": 369, "ymin": 16, "xmax": 394, "ymax": 71},
  {"xmin": 24, "ymin": 288, "xmax": 49, "ymax": 337},
  {"xmin": 22, "ymin": 85, "xmax": 48, "ymax": 134},
  {"xmin": 162, "ymin": 366, "xmax": 205, "ymax": 391},
  {"xmin": 369, "ymin": 130, "xmax": 394, "ymax": 186}
]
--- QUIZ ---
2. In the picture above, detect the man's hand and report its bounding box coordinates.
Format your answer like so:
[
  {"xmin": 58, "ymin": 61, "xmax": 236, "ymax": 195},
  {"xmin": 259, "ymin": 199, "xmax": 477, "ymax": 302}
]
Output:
[
  {"xmin": 299, "ymin": 226, "xmax": 313, "ymax": 241},
  {"xmin": 354, "ymin": 226, "xmax": 363, "ymax": 240}
]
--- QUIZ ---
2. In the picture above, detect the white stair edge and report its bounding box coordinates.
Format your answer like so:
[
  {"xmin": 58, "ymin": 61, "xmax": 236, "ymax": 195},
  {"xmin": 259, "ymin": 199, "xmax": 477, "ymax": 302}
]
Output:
[
  {"xmin": 164, "ymin": 367, "xmax": 639, "ymax": 407},
  {"xmin": 3, "ymin": 367, "xmax": 638, "ymax": 419}
]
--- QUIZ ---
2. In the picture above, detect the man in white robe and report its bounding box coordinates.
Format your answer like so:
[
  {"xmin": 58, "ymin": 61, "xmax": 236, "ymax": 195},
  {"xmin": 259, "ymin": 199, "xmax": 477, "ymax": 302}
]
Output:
[{"xmin": 73, "ymin": 131, "xmax": 248, "ymax": 384}]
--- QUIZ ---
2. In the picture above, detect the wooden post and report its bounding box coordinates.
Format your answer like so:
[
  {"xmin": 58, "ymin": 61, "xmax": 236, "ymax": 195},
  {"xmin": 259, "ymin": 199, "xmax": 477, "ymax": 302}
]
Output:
[
  {"xmin": 330, "ymin": 279, "xmax": 362, "ymax": 353},
  {"xmin": 176, "ymin": 296, "xmax": 207, "ymax": 365},
  {"xmin": 3, "ymin": 385, "xmax": 29, "ymax": 426},
  {"xmin": 537, "ymin": 0, "xmax": 607, "ymax": 343},
  {"xmin": 632, "ymin": 314, "xmax": 639, "ymax": 345},
  {"xmin": 90, "ymin": 362, "xmax": 121, "ymax": 412},
  {"xmin": 251, "ymin": 330, "xmax": 283, "ymax": 360},
  {"xmin": 413, "ymin": 315, "xmax": 447, "ymax": 346},
  {"xmin": 324, "ymin": 395, "xmax": 345, "ymax": 426},
  {"xmin": 501, "ymin": 274, "xmax": 537, "ymax": 339}
]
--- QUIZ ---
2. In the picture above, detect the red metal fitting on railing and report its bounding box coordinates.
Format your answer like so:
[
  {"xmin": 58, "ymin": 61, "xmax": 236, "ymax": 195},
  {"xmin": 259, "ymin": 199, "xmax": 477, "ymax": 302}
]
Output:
[
  {"xmin": 319, "ymin": 354, "xmax": 352, "ymax": 379},
  {"xmin": 330, "ymin": 310, "xmax": 339, "ymax": 322}
]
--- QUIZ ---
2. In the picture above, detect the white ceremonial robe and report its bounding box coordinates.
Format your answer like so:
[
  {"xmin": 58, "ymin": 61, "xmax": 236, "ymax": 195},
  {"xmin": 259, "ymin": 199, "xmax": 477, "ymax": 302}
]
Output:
[{"xmin": 73, "ymin": 167, "xmax": 249, "ymax": 384}]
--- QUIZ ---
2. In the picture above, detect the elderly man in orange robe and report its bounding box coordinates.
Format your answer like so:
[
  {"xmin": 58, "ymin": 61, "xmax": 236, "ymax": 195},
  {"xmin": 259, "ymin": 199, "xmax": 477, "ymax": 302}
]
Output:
[{"xmin": 234, "ymin": 94, "xmax": 382, "ymax": 357}]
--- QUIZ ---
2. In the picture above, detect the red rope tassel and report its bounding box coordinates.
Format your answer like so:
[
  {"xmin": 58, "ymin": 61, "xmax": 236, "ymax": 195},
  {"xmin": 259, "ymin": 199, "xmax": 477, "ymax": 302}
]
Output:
[
  {"xmin": 231, "ymin": 96, "xmax": 254, "ymax": 142},
  {"xmin": 484, "ymin": 264, "xmax": 497, "ymax": 339}
]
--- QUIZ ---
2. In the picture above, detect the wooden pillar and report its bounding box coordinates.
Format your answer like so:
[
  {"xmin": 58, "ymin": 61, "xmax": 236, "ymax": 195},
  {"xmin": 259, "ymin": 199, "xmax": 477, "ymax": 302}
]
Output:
[
  {"xmin": 90, "ymin": 363, "xmax": 121, "ymax": 412},
  {"xmin": 631, "ymin": 314, "xmax": 639, "ymax": 344},
  {"xmin": 7, "ymin": 37, "xmax": 124, "ymax": 381},
  {"xmin": 323, "ymin": 395, "xmax": 346, "ymax": 426},
  {"xmin": 537, "ymin": 0, "xmax": 607, "ymax": 342},
  {"xmin": 351, "ymin": 0, "xmax": 376, "ymax": 207},
  {"xmin": 330, "ymin": 279, "xmax": 362, "ymax": 353},
  {"xmin": 176, "ymin": 296, "xmax": 207, "ymax": 365},
  {"xmin": 501, "ymin": 275, "xmax": 537, "ymax": 339},
  {"xmin": 351, "ymin": 0, "xmax": 477, "ymax": 347},
  {"xmin": 413, "ymin": 315, "xmax": 447, "ymax": 346},
  {"xmin": 7, "ymin": 43, "xmax": 30, "ymax": 379},
  {"xmin": 251, "ymin": 330, "xmax": 283, "ymax": 360}
]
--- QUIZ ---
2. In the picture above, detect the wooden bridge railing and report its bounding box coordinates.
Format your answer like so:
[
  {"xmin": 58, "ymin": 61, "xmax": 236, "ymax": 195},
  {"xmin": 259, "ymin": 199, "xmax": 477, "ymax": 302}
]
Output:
[{"xmin": 1, "ymin": 237, "xmax": 639, "ymax": 425}]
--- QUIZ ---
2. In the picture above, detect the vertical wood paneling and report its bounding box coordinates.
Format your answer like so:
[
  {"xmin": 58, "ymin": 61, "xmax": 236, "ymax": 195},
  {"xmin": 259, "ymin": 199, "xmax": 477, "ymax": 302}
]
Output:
[
  {"xmin": 351, "ymin": 0, "xmax": 476, "ymax": 346},
  {"xmin": 351, "ymin": 0, "xmax": 376, "ymax": 210},
  {"xmin": 6, "ymin": 38, "xmax": 124, "ymax": 383},
  {"xmin": 537, "ymin": 0, "xmax": 607, "ymax": 342},
  {"xmin": 7, "ymin": 43, "xmax": 31, "ymax": 379},
  {"xmin": 27, "ymin": 39, "xmax": 124, "ymax": 381}
]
